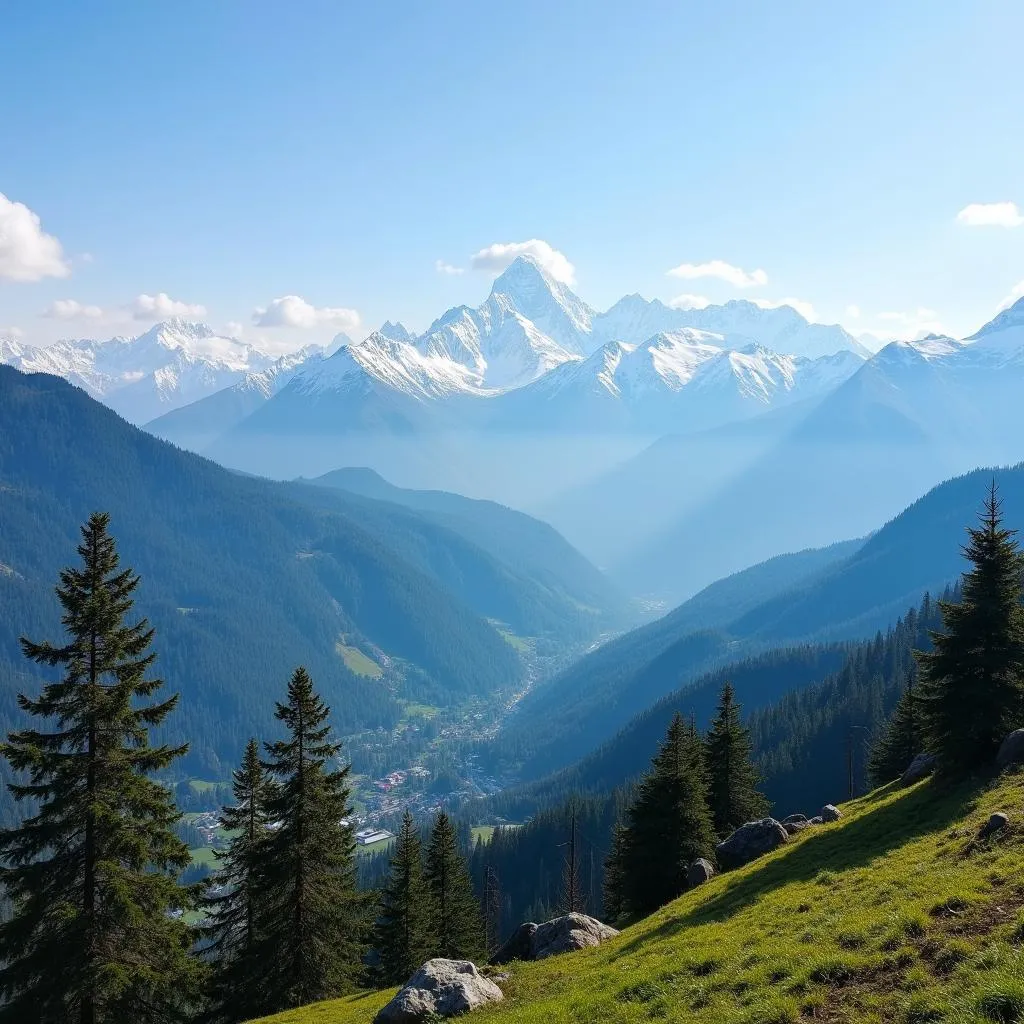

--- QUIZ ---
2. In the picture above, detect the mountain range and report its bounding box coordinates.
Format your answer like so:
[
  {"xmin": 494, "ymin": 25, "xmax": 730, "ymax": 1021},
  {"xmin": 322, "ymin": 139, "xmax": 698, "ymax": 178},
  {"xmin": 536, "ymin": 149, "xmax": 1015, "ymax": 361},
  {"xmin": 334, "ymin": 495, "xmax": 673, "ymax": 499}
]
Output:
[{"xmin": 0, "ymin": 320, "xmax": 339, "ymax": 424}]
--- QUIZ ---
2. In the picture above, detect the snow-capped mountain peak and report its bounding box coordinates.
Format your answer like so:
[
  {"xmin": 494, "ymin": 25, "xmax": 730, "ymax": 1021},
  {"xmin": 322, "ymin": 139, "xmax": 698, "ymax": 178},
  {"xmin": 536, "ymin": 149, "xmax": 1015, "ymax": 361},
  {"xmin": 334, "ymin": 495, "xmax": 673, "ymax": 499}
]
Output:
[{"xmin": 488, "ymin": 255, "xmax": 595, "ymax": 354}]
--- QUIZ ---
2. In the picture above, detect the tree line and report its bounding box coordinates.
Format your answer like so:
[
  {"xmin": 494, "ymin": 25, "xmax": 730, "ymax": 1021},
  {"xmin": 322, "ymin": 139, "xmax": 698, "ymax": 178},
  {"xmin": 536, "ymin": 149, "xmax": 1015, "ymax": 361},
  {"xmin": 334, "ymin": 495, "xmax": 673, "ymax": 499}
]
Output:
[{"xmin": 602, "ymin": 682, "xmax": 768, "ymax": 920}]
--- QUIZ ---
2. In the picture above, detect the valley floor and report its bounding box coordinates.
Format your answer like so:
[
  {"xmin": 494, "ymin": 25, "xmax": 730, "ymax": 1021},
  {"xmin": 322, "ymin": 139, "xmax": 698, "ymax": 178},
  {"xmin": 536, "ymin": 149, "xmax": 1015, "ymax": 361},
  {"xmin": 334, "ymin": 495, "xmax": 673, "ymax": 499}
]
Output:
[{"xmin": 251, "ymin": 768, "xmax": 1024, "ymax": 1024}]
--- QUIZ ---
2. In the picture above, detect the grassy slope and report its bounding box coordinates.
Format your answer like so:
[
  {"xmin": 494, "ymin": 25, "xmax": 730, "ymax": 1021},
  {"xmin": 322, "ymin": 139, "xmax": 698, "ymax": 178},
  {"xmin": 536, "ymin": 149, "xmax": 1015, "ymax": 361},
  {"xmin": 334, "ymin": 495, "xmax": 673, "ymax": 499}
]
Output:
[{"xmin": 252, "ymin": 769, "xmax": 1024, "ymax": 1024}]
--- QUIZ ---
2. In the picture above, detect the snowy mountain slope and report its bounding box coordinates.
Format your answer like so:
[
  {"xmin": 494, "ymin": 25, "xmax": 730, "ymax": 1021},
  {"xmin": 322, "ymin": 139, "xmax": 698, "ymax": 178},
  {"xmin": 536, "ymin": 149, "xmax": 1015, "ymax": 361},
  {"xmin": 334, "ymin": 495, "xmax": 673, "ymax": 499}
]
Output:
[
  {"xmin": 414, "ymin": 257, "xmax": 588, "ymax": 388},
  {"xmin": 145, "ymin": 344, "xmax": 326, "ymax": 449},
  {"xmin": 0, "ymin": 319, "xmax": 282, "ymax": 424},
  {"xmin": 593, "ymin": 295, "xmax": 869, "ymax": 360},
  {"xmin": 487, "ymin": 331, "xmax": 863, "ymax": 432}
]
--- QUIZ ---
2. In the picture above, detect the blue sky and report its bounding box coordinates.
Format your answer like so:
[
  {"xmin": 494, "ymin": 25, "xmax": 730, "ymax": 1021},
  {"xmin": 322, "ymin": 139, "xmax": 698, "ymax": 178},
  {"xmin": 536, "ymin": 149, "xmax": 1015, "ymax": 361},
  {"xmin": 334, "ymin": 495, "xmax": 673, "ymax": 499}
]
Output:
[{"xmin": 1, "ymin": 0, "xmax": 1023, "ymax": 351}]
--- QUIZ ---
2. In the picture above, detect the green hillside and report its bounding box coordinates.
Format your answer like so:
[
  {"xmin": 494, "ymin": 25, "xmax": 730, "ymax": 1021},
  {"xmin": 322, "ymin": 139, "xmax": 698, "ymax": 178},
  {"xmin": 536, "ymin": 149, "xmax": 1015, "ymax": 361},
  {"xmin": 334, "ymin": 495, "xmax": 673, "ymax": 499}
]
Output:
[{"xmin": 250, "ymin": 768, "xmax": 1024, "ymax": 1024}]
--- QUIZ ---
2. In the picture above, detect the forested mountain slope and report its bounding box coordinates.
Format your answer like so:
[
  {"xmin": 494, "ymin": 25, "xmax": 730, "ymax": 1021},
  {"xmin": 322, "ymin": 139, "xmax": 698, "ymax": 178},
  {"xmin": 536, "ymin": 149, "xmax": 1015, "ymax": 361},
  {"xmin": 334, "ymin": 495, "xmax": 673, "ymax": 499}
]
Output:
[
  {"xmin": 0, "ymin": 367, "xmax": 554, "ymax": 779},
  {"xmin": 307, "ymin": 467, "xmax": 629, "ymax": 634},
  {"xmin": 495, "ymin": 592, "xmax": 942, "ymax": 829},
  {"xmin": 497, "ymin": 464, "xmax": 1024, "ymax": 779}
]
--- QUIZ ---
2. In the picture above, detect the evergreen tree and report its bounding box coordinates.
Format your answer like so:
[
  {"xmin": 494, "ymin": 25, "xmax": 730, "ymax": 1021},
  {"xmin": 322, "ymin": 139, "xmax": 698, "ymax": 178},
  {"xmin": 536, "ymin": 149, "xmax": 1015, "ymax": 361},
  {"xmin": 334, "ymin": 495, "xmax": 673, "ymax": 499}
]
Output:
[
  {"xmin": 602, "ymin": 821, "xmax": 628, "ymax": 923},
  {"xmin": 257, "ymin": 667, "xmax": 364, "ymax": 1011},
  {"xmin": 423, "ymin": 812, "xmax": 484, "ymax": 961},
  {"xmin": 917, "ymin": 484, "xmax": 1024, "ymax": 776},
  {"xmin": 617, "ymin": 713, "xmax": 716, "ymax": 917},
  {"xmin": 205, "ymin": 737, "xmax": 276, "ymax": 1023},
  {"xmin": 0, "ymin": 512, "xmax": 202, "ymax": 1024},
  {"xmin": 705, "ymin": 682, "xmax": 770, "ymax": 837},
  {"xmin": 868, "ymin": 673, "xmax": 921, "ymax": 785},
  {"xmin": 375, "ymin": 810, "xmax": 430, "ymax": 984}
]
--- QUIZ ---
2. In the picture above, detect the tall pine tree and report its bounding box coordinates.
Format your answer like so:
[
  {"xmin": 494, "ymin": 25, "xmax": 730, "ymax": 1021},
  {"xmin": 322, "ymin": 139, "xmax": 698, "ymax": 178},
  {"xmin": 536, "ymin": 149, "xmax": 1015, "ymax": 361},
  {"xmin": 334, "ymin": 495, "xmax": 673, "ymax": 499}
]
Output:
[
  {"xmin": 205, "ymin": 737, "xmax": 276, "ymax": 1023},
  {"xmin": 917, "ymin": 483, "xmax": 1024, "ymax": 776},
  {"xmin": 375, "ymin": 810, "xmax": 429, "ymax": 984},
  {"xmin": 705, "ymin": 682, "xmax": 770, "ymax": 837},
  {"xmin": 256, "ymin": 667, "xmax": 364, "ymax": 1011},
  {"xmin": 423, "ymin": 812, "xmax": 484, "ymax": 961},
  {"xmin": 615, "ymin": 713, "xmax": 716, "ymax": 917},
  {"xmin": 0, "ymin": 512, "xmax": 202, "ymax": 1024},
  {"xmin": 602, "ymin": 821, "xmax": 628, "ymax": 924},
  {"xmin": 868, "ymin": 673, "xmax": 921, "ymax": 785}
]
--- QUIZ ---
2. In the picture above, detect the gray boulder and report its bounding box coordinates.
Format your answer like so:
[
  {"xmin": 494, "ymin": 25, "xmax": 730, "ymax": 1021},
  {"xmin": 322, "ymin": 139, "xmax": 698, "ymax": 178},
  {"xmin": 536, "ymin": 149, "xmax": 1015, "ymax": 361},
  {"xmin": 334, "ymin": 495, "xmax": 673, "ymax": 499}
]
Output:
[
  {"xmin": 489, "ymin": 921, "xmax": 536, "ymax": 965},
  {"xmin": 374, "ymin": 959, "xmax": 503, "ymax": 1023},
  {"xmin": 807, "ymin": 816, "xmax": 824, "ymax": 825},
  {"xmin": 900, "ymin": 752, "xmax": 937, "ymax": 786},
  {"xmin": 783, "ymin": 820, "xmax": 809, "ymax": 835},
  {"xmin": 782, "ymin": 813, "xmax": 808, "ymax": 825},
  {"xmin": 530, "ymin": 913, "xmax": 619, "ymax": 960},
  {"xmin": 997, "ymin": 730, "xmax": 1024, "ymax": 768},
  {"xmin": 686, "ymin": 858, "xmax": 716, "ymax": 887},
  {"xmin": 715, "ymin": 818, "xmax": 789, "ymax": 869},
  {"xmin": 979, "ymin": 812, "xmax": 1009, "ymax": 840},
  {"xmin": 820, "ymin": 804, "xmax": 842, "ymax": 822}
]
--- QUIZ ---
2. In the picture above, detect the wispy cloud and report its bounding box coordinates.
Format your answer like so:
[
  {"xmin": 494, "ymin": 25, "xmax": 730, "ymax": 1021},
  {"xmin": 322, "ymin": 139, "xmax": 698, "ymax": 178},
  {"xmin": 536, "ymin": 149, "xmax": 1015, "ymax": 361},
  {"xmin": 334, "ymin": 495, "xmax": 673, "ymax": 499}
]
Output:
[
  {"xmin": 872, "ymin": 307, "xmax": 945, "ymax": 340},
  {"xmin": 130, "ymin": 293, "xmax": 207, "ymax": 321},
  {"xmin": 470, "ymin": 239, "xmax": 575, "ymax": 285},
  {"xmin": 668, "ymin": 294, "xmax": 711, "ymax": 310},
  {"xmin": 956, "ymin": 201, "xmax": 1023, "ymax": 228},
  {"xmin": 1001, "ymin": 280, "xmax": 1024, "ymax": 308},
  {"xmin": 0, "ymin": 192, "xmax": 70, "ymax": 282},
  {"xmin": 435, "ymin": 259, "xmax": 465, "ymax": 276},
  {"xmin": 253, "ymin": 295, "xmax": 361, "ymax": 331},
  {"xmin": 845, "ymin": 304, "xmax": 861, "ymax": 319},
  {"xmin": 42, "ymin": 299, "xmax": 105, "ymax": 321},
  {"xmin": 751, "ymin": 297, "xmax": 817, "ymax": 321},
  {"xmin": 667, "ymin": 259, "xmax": 767, "ymax": 288}
]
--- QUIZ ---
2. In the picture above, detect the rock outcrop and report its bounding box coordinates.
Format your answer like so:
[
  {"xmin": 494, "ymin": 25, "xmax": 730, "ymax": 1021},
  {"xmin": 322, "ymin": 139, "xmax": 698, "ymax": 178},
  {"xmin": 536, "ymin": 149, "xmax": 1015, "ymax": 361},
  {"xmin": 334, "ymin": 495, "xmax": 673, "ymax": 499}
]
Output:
[
  {"xmin": 997, "ymin": 730, "xmax": 1024, "ymax": 768},
  {"xmin": 687, "ymin": 858, "xmax": 716, "ymax": 887},
  {"xmin": 979, "ymin": 812, "xmax": 1009, "ymax": 840},
  {"xmin": 374, "ymin": 959, "xmax": 503, "ymax": 1023},
  {"xmin": 531, "ymin": 913, "xmax": 619, "ymax": 960},
  {"xmin": 820, "ymin": 804, "xmax": 842, "ymax": 823},
  {"xmin": 490, "ymin": 913, "xmax": 618, "ymax": 965},
  {"xmin": 716, "ymin": 818, "xmax": 789, "ymax": 869},
  {"xmin": 900, "ymin": 752, "xmax": 937, "ymax": 786}
]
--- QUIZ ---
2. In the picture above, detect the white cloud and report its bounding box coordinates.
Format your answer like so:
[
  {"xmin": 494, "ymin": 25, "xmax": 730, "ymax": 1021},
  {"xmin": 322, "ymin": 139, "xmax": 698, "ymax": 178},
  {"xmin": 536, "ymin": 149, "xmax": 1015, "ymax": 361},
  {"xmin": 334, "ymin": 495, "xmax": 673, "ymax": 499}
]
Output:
[
  {"xmin": 872, "ymin": 307, "xmax": 945, "ymax": 340},
  {"xmin": 470, "ymin": 239, "xmax": 576, "ymax": 285},
  {"xmin": 435, "ymin": 259, "xmax": 465, "ymax": 276},
  {"xmin": 252, "ymin": 295, "xmax": 361, "ymax": 331},
  {"xmin": 130, "ymin": 292, "xmax": 207, "ymax": 321},
  {"xmin": 1000, "ymin": 280, "xmax": 1024, "ymax": 308},
  {"xmin": 668, "ymin": 293, "xmax": 711, "ymax": 310},
  {"xmin": 1, "ymin": 326, "xmax": 23, "ymax": 342},
  {"xmin": 224, "ymin": 321, "xmax": 245, "ymax": 338},
  {"xmin": 751, "ymin": 296, "xmax": 817, "ymax": 321},
  {"xmin": 667, "ymin": 259, "xmax": 767, "ymax": 289},
  {"xmin": 42, "ymin": 298, "xmax": 105, "ymax": 321},
  {"xmin": 956, "ymin": 201, "xmax": 1023, "ymax": 228},
  {"xmin": 0, "ymin": 192, "xmax": 70, "ymax": 282},
  {"xmin": 845, "ymin": 304, "xmax": 861, "ymax": 319}
]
